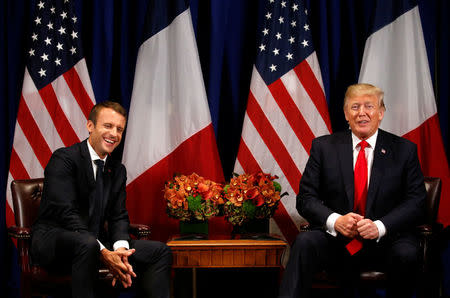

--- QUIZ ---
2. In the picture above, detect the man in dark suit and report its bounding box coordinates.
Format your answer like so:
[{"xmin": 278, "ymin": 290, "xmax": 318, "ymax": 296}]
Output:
[
  {"xmin": 278, "ymin": 84, "xmax": 426, "ymax": 298},
  {"xmin": 31, "ymin": 101, "xmax": 172, "ymax": 298}
]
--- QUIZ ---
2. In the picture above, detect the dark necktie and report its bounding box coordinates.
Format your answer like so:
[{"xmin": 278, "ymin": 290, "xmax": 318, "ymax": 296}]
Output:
[
  {"xmin": 89, "ymin": 159, "xmax": 104, "ymax": 237},
  {"xmin": 346, "ymin": 140, "xmax": 368, "ymax": 255}
]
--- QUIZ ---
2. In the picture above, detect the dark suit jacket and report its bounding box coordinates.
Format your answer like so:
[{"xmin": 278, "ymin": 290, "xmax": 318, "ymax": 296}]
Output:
[
  {"xmin": 33, "ymin": 139, "xmax": 130, "ymax": 244},
  {"xmin": 297, "ymin": 129, "xmax": 426, "ymax": 237}
]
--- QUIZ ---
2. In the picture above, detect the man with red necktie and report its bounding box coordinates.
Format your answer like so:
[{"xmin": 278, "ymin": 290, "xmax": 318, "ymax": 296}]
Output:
[{"xmin": 279, "ymin": 83, "xmax": 427, "ymax": 298}]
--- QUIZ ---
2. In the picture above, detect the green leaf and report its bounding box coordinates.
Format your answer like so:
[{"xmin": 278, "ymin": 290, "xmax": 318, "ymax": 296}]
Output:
[
  {"xmin": 242, "ymin": 200, "xmax": 256, "ymax": 219},
  {"xmin": 223, "ymin": 184, "xmax": 230, "ymax": 194},
  {"xmin": 273, "ymin": 181, "xmax": 281, "ymax": 192},
  {"xmin": 187, "ymin": 195, "xmax": 202, "ymax": 212}
]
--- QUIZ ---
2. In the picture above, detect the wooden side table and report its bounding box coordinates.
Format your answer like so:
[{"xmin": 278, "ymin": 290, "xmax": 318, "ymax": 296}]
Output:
[{"xmin": 167, "ymin": 235, "xmax": 287, "ymax": 297}]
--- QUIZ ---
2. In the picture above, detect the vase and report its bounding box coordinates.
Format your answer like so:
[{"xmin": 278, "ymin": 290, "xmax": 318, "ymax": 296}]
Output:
[
  {"xmin": 179, "ymin": 220, "xmax": 208, "ymax": 237},
  {"xmin": 231, "ymin": 218, "xmax": 270, "ymax": 238}
]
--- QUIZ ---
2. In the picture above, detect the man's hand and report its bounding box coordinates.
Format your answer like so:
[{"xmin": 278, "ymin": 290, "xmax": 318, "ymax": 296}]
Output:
[
  {"xmin": 114, "ymin": 247, "xmax": 136, "ymax": 287},
  {"xmin": 100, "ymin": 248, "xmax": 136, "ymax": 288},
  {"xmin": 357, "ymin": 218, "xmax": 379, "ymax": 240},
  {"xmin": 334, "ymin": 212, "xmax": 364, "ymax": 238}
]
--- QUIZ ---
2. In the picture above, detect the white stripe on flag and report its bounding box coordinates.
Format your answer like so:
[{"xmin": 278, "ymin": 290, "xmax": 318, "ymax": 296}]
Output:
[
  {"xmin": 13, "ymin": 124, "xmax": 45, "ymax": 178},
  {"xmin": 233, "ymin": 160, "xmax": 244, "ymax": 175},
  {"xmin": 6, "ymin": 173, "xmax": 15, "ymax": 214},
  {"xmin": 359, "ymin": 6, "xmax": 436, "ymax": 135},
  {"xmin": 52, "ymin": 75, "xmax": 90, "ymax": 141},
  {"xmin": 22, "ymin": 70, "xmax": 65, "ymax": 153},
  {"xmin": 280, "ymin": 67, "xmax": 329, "ymax": 137},
  {"xmin": 240, "ymin": 116, "xmax": 304, "ymax": 227},
  {"xmin": 74, "ymin": 59, "xmax": 96, "ymax": 104},
  {"xmin": 250, "ymin": 68, "xmax": 309, "ymax": 174},
  {"xmin": 306, "ymin": 53, "xmax": 326, "ymax": 94}
]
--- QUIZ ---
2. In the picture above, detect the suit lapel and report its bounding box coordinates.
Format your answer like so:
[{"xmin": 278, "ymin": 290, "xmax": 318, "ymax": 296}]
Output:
[
  {"xmin": 81, "ymin": 140, "xmax": 98, "ymax": 223},
  {"xmin": 81, "ymin": 139, "xmax": 96, "ymax": 190},
  {"xmin": 102, "ymin": 159, "xmax": 113, "ymax": 215},
  {"xmin": 83, "ymin": 140, "xmax": 114, "ymax": 218},
  {"xmin": 338, "ymin": 130, "xmax": 355, "ymax": 211},
  {"xmin": 365, "ymin": 130, "xmax": 389, "ymax": 216}
]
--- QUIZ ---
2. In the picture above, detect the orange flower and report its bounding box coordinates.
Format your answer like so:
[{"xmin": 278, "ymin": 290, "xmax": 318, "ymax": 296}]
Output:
[
  {"xmin": 223, "ymin": 172, "xmax": 284, "ymax": 225},
  {"xmin": 164, "ymin": 173, "xmax": 225, "ymax": 221}
]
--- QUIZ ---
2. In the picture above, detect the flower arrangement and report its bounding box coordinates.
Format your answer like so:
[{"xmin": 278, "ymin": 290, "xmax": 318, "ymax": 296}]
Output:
[
  {"xmin": 222, "ymin": 172, "xmax": 285, "ymax": 226},
  {"xmin": 164, "ymin": 173, "xmax": 224, "ymax": 222}
]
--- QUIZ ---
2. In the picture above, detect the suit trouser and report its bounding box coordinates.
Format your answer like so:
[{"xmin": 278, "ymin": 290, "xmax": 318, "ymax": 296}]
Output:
[
  {"xmin": 31, "ymin": 226, "xmax": 172, "ymax": 298},
  {"xmin": 278, "ymin": 230, "xmax": 420, "ymax": 298}
]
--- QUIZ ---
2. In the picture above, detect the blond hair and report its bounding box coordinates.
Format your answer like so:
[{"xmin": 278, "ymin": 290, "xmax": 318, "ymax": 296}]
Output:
[{"xmin": 344, "ymin": 83, "xmax": 385, "ymax": 110}]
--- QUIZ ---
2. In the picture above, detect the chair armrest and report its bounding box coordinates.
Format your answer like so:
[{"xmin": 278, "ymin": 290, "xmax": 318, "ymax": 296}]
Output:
[
  {"xmin": 7, "ymin": 226, "xmax": 31, "ymax": 240},
  {"xmin": 416, "ymin": 222, "xmax": 443, "ymax": 277},
  {"xmin": 416, "ymin": 223, "xmax": 443, "ymax": 236},
  {"xmin": 129, "ymin": 223, "xmax": 151, "ymax": 240},
  {"xmin": 300, "ymin": 222, "xmax": 311, "ymax": 232},
  {"xmin": 8, "ymin": 226, "xmax": 32, "ymax": 272}
]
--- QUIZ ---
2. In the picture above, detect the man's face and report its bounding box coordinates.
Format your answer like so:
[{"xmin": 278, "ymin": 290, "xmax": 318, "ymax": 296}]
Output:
[
  {"xmin": 87, "ymin": 107, "xmax": 126, "ymax": 158},
  {"xmin": 344, "ymin": 94, "xmax": 384, "ymax": 140}
]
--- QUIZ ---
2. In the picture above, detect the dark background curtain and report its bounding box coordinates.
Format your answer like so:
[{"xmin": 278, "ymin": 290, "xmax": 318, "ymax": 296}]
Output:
[{"xmin": 1, "ymin": 0, "xmax": 449, "ymax": 296}]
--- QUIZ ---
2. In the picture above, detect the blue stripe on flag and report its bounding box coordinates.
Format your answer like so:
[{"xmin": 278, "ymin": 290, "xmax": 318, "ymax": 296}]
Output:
[
  {"xmin": 368, "ymin": 0, "xmax": 417, "ymax": 35},
  {"xmin": 140, "ymin": 0, "xmax": 188, "ymax": 44},
  {"xmin": 255, "ymin": 0, "xmax": 314, "ymax": 85}
]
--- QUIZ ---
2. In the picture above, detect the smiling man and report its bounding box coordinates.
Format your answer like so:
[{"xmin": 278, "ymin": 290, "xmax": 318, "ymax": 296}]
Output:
[
  {"xmin": 31, "ymin": 101, "xmax": 172, "ymax": 298},
  {"xmin": 278, "ymin": 84, "xmax": 427, "ymax": 298}
]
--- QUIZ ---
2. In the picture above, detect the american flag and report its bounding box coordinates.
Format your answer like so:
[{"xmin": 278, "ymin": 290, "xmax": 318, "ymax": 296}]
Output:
[
  {"xmin": 234, "ymin": 0, "xmax": 331, "ymax": 244},
  {"xmin": 6, "ymin": 0, "xmax": 96, "ymax": 228}
]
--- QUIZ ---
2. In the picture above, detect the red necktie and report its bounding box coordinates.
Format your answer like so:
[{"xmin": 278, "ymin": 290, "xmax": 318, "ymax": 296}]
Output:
[{"xmin": 346, "ymin": 140, "xmax": 368, "ymax": 255}]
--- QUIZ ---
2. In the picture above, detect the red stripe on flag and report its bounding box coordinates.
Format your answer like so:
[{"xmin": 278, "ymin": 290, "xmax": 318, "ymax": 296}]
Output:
[
  {"xmin": 9, "ymin": 148, "xmax": 31, "ymax": 180},
  {"xmin": 294, "ymin": 61, "xmax": 332, "ymax": 132},
  {"xmin": 403, "ymin": 114, "xmax": 450, "ymax": 178},
  {"xmin": 273, "ymin": 203, "xmax": 300, "ymax": 245},
  {"xmin": 402, "ymin": 114, "xmax": 450, "ymax": 226},
  {"xmin": 237, "ymin": 139, "xmax": 300, "ymax": 243},
  {"xmin": 6, "ymin": 203, "xmax": 16, "ymax": 228},
  {"xmin": 63, "ymin": 67, "xmax": 94, "ymax": 119},
  {"xmin": 246, "ymin": 93, "xmax": 302, "ymax": 192},
  {"xmin": 236, "ymin": 137, "xmax": 262, "ymax": 174},
  {"xmin": 268, "ymin": 79, "xmax": 315, "ymax": 153},
  {"xmin": 17, "ymin": 97, "xmax": 53, "ymax": 169},
  {"xmin": 39, "ymin": 84, "xmax": 80, "ymax": 147},
  {"xmin": 126, "ymin": 124, "xmax": 230, "ymax": 242}
]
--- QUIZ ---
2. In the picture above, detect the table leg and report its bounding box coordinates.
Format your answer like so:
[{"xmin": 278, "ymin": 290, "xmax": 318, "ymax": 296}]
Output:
[{"xmin": 192, "ymin": 267, "xmax": 197, "ymax": 298}]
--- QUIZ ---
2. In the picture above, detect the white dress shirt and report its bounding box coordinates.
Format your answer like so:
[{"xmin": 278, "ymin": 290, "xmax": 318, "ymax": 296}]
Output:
[
  {"xmin": 87, "ymin": 141, "xmax": 129, "ymax": 251},
  {"xmin": 325, "ymin": 130, "xmax": 386, "ymax": 240}
]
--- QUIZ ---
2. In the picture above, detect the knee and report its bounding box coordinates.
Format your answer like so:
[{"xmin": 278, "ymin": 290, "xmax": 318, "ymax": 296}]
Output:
[
  {"xmin": 391, "ymin": 244, "xmax": 419, "ymax": 269},
  {"xmin": 292, "ymin": 232, "xmax": 321, "ymax": 254},
  {"xmin": 157, "ymin": 242, "xmax": 172, "ymax": 265},
  {"xmin": 75, "ymin": 234, "xmax": 100, "ymax": 258}
]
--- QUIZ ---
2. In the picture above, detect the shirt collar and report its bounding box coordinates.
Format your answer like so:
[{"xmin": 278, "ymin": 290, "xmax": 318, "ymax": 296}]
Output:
[
  {"xmin": 351, "ymin": 130, "xmax": 378, "ymax": 150},
  {"xmin": 86, "ymin": 139, "xmax": 107, "ymax": 163}
]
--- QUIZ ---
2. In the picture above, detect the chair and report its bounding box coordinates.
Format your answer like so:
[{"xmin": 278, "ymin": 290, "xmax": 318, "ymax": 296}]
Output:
[
  {"xmin": 7, "ymin": 178, "xmax": 151, "ymax": 298},
  {"xmin": 301, "ymin": 177, "xmax": 443, "ymax": 298}
]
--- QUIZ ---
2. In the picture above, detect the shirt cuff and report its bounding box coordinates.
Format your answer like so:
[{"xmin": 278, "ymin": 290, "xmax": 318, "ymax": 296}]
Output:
[
  {"xmin": 325, "ymin": 213, "xmax": 341, "ymax": 237},
  {"xmin": 374, "ymin": 220, "xmax": 386, "ymax": 241},
  {"xmin": 113, "ymin": 240, "xmax": 130, "ymax": 251},
  {"xmin": 97, "ymin": 239, "xmax": 105, "ymax": 251}
]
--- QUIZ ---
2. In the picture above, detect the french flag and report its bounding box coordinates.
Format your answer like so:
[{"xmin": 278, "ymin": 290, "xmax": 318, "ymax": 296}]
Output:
[
  {"xmin": 358, "ymin": 0, "xmax": 450, "ymax": 225},
  {"xmin": 122, "ymin": 0, "xmax": 229, "ymax": 242}
]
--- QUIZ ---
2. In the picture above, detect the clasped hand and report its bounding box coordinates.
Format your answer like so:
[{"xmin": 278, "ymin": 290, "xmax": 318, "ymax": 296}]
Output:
[
  {"xmin": 100, "ymin": 247, "xmax": 137, "ymax": 288},
  {"xmin": 334, "ymin": 212, "xmax": 379, "ymax": 240}
]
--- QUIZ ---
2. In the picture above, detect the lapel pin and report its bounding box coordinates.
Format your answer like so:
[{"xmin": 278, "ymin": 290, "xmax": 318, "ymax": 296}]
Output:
[{"xmin": 381, "ymin": 148, "xmax": 386, "ymax": 154}]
